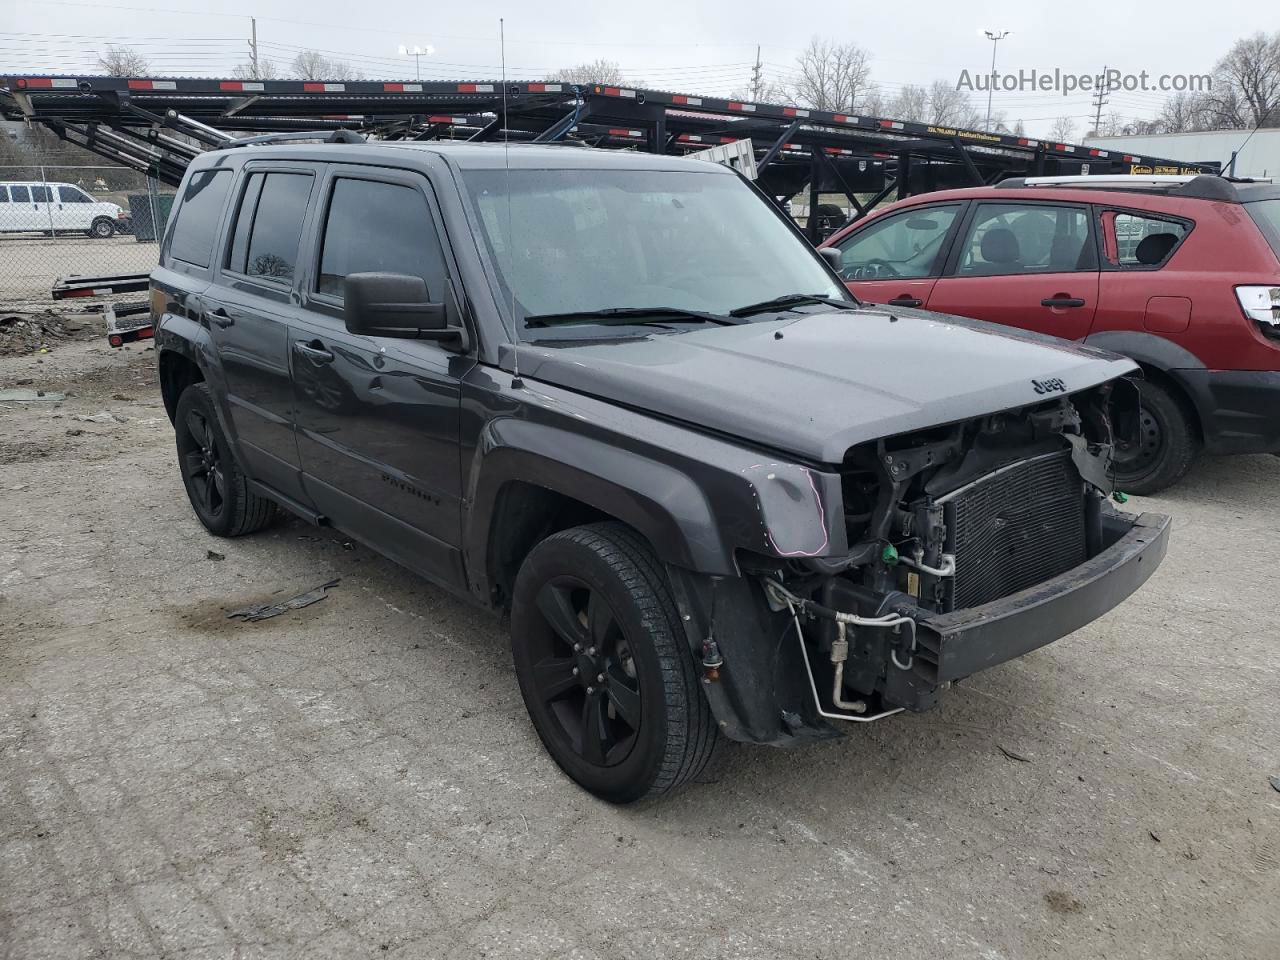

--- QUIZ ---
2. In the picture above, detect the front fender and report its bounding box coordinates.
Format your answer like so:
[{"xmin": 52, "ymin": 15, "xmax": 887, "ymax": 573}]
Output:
[{"xmin": 461, "ymin": 397, "xmax": 849, "ymax": 595}]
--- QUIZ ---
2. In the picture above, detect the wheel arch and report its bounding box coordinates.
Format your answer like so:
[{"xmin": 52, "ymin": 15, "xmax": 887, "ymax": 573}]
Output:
[{"xmin": 1083, "ymin": 329, "xmax": 1206, "ymax": 441}]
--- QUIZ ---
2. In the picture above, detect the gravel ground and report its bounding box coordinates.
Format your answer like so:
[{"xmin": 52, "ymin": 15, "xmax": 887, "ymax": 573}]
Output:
[{"xmin": 1, "ymin": 341, "xmax": 1277, "ymax": 959}]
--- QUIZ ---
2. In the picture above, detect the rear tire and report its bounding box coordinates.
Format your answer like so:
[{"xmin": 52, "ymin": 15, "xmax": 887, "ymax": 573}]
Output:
[
  {"xmin": 1112, "ymin": 377, "xmax": 1198, "ymax": 495},
  {"xmin": 174, "ymin": 383, "xmax": 278, "ymax": 537},
  {"xmin": 510, "ymin": 522, "xmax": 718, "ymax": 803}
]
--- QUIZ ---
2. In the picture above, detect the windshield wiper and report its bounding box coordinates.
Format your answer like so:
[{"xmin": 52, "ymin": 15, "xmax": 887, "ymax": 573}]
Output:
[
  {"xmin": 729, "ymin": 293, "xmax": 861, "ymax": 318},
  {"xmin": 525, "ymin": 307, "xmax": 743, "ymax": 328}
]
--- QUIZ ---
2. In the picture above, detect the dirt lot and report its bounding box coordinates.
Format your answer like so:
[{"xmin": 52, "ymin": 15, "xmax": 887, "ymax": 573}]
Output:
[{"xmin": 1, "ymin": 340, "xmax": 1278, "ymax": 959}]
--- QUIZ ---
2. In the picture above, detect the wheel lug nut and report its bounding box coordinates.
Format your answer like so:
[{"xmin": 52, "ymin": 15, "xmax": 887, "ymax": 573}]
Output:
[
  {"xmin": 573, "ymin": 643, "xmax": 581, "ymax": 652},
  {"xmin": 571, "ymin": 667, "xmax": 579, "ymax": 676},
  {"xmin": 586, "ymin": 686, "xmax": 595, "ymax": 695},
  {"xmin": 587, "ymin": 647, "xmax": 596, "ymax": 656},
  {"xmin": 597, "ymin": 673, "xmax": 605, "ymax": 683}
]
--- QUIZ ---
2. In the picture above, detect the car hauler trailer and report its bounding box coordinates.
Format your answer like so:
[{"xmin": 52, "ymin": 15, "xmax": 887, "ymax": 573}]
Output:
[{"xmin": 2, "ymin": 73, "xmax": 1218, "ymax": 243}]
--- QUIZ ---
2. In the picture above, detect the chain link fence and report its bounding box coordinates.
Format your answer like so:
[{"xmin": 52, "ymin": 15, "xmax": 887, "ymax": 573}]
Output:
[{"xmin": 0, "ymin": 162, "xmax": 175, "ymax": 310}]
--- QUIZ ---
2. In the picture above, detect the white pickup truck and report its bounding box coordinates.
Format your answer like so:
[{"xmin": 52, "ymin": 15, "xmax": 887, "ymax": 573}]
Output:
[{"xmin": 0, "ymin": 181, "xmax": 129, "ymax": 237}]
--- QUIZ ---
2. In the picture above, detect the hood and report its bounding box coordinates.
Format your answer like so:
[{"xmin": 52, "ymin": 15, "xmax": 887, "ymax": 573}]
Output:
[{"xmin": 514, "ymin": 308, "xmax": 1136, "ymax": 463}]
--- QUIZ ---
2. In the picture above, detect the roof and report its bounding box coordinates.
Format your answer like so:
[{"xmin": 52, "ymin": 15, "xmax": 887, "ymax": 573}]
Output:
[{"xmin": 193, "ymin": 139, "xmax": 730, "ymax": 174}]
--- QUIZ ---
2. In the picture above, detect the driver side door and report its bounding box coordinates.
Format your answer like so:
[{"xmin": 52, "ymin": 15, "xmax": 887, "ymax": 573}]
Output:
[{"xmin": 828, "ymin": 202, "xmax": 965, "ymax": 308}]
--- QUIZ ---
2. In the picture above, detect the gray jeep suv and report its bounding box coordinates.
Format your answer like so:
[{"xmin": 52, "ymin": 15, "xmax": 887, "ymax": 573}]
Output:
[{"xmin": 151, "ymin": 139, "xmax": 1169, "ymax": 802}]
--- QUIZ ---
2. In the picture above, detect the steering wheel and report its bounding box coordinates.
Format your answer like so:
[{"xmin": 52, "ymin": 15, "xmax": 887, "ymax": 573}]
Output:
[{"xmin": 858, "ymin": 258, "xmax": 901, "ymax": 279}]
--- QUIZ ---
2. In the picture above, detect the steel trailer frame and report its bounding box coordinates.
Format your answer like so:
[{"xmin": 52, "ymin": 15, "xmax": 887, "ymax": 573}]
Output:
[{"xmin": 2, "ymin": 74, "xmax": 1219, "ymax": 241}]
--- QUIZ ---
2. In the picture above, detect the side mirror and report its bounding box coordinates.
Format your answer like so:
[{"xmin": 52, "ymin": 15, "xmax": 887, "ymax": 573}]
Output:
[
  {"xmin": 818, "ymin": 247, "xmax": 843, "ymax": 271},
  {"xmin": 343, "ymin": 272, "xmax": 459, "ymax": 342}
]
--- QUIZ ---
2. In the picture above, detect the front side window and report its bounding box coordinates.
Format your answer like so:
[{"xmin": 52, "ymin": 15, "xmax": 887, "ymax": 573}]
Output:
[
  {"xmin": 169, "ymin": 168, "xmax": 232, "ymax": 268},
  {"xmin": 31, "ymin": 185, "xmax": 52, "ymax": 203},
  {"xmin": 226, "ymin": 171, "xmax": 312, "ymax": 282},
  {"xmin": 58, "ymin": 186, "xmax": 92, "ymax": 203},
  {"xmin": 1100, "ymin": 210, "xmax": 1188, "ymax": 267},
  {"xmin": 317, "ymin": 178, "xmax": 446, "ymax": 300},
  {"xmin": 956, "ymin": 203, "xmax": 1093, "ymax": 276},
  {"xmin": 461, "ymin": 168, "xmax": 846, "ymax": 337},
  {"xmin": 834, "ymin": 206, "xmax": 958, "ymax": 280}
]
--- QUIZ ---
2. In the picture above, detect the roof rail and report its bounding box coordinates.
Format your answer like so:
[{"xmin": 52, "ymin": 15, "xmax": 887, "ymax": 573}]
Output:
[
  {"xmin": 996, "ymin": 173, "xmax": 1240, "ymax": 201},
  {"xmin": 214, "ymin": 129, "xmax": 366, "ymax": 150}
]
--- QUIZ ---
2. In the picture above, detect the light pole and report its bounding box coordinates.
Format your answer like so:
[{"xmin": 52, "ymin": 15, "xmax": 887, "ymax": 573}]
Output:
[
  {"xmin": 397, "ymin": 44, "xmax": 435, "ymax": 81},
  {"xmin": 982, "ymin": 29, "xmax": 1009, "ymax": 130}
]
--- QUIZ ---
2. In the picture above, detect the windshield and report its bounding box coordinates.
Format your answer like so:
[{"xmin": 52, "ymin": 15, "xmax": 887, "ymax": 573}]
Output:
[{"xmin": 461, "ymin": 167, "xmax": 848, "ymax": 337}]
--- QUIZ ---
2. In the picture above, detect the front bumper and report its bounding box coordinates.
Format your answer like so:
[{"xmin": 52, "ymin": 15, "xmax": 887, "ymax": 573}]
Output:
[
  {"xmin": 908, "ymin": 510, "xmax": 1170, "ymax": 685},
  {"xmin": 1176, "ymin": 368, "xmax": 1280, "ymax": 456}
]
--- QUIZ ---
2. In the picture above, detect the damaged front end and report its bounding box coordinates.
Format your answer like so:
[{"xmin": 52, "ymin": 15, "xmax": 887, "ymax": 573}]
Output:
[{"xmin": 673, "ymin": 378, "xmax": 1170, "ymax": 743}]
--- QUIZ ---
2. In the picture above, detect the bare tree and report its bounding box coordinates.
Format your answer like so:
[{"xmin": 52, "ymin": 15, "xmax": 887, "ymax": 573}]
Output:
[
  {"xmin": 1152, "ymin": 91, "xmax": 1220, "ymax": 133},
  {"xmin": 232, "ymin": 60, "xmax": 281, "ymax": 81},
  {"xmin": 885, "ymin": 84, "xmax": 928, "ymax": 121},
  {"xmin": 1012, "ymin": 119, "xmax": 1027, "ymax": 138},
  {"xmin": 1211, "ymin": 31, "xmax": 1280, "ymax": 128},
  {"xmin": 291, "ymin": 50, "xmax": 363, "ymax": 81},
  {"xmin": 97, "ymin": 45, "xmax": 149, "ymax": 77},
  {"xmin": 549, "ymin": 59, "xmax": 626, "ymax": 86},
  {"xmin": 1048, "ymin": 116, "xmax": 1078, "ymax": 142},
  {"xmin": 926, "ymin": 81, "xmax": 982, "ymax": 128},
  {"xmin": 790, "ymin": 38, "xmax": 872, "ymax": 113}
]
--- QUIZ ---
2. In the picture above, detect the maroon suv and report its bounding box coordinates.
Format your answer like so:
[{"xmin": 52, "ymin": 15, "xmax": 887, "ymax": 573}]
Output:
[{"xmin": 822, "ymin": 175, "xmax": 1280, "ymax": 493}]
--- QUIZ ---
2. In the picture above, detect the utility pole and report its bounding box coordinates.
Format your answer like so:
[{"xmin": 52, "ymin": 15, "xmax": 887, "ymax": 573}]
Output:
[
  {"xmin": 248, "ymin": 17, "xmax": 259, "ymax": 78},
  {"xmin": 983, "ymin": 30, "xmax": 1009, "ymax": 130},
  {"xmin": 751, "ymin": 45, "xmax": 762, "ymax": 101},
  {"xmin": 1091, "ymin": 65, "xmax": 1110, "ymax": 136}
]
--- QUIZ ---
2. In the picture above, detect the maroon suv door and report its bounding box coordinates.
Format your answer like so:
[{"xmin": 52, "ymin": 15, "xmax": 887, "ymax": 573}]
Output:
[
  {"xmin": 925, "ymin": 200, "xmax": 1100, "ymax": 341},
  {"xmin": 829, "ymin": 202, "xmax": 964, "ymax": 308}
]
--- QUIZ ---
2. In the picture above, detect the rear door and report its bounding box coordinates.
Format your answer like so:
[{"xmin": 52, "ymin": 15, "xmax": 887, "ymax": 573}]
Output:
[
  {"xmin": 827, "ymin": 203, "xmax": 964, "ymax": 308},
  {"xmin": 207, "ymin": 164, "xmax": 318, "ymax": 502},
  {"xmin": 29, "ymin": 183, "xmax": 55, "ymax": 233},
  {"xmin": 927, "ymin": 200, "xmax": 1100, "ymax": 341},
  {"xmin": 7, "ymin": 185, "xmax": 42, "ymax": 232},
  {"xmin": 289, "ymin": 165, "xmax": 470, "ymax": 587}
]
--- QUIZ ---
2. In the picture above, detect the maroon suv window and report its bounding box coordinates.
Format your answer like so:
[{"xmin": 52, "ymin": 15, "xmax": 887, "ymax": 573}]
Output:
[{"xmin": 1099, "ymin": 209, "xmax": 1188, "ymax": 268}]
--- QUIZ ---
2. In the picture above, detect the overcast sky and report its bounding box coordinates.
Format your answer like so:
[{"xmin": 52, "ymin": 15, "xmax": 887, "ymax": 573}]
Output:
[{"xmin": 1, "ymin": 0, "xmax": 1269, "ymax": 137}]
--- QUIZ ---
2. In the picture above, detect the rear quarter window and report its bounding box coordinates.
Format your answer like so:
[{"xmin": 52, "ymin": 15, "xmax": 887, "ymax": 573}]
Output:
[
  {"xmin": 1246, "ymin": 199, "xmax": 1280, "ymax": 258},
  {"xmin": 168, "ymin": 169, "xmax": 233, "ymax": 268}
]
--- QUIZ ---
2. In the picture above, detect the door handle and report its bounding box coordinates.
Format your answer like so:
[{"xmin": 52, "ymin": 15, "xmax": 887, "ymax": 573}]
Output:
[
  {"xmin": 209, "ymin": 308, "xmax": 234, "ymax": 329},
  {"xmin": 1041, "ymin": 296, "xmax": 1086, "ymax": 308},
  {"xmin": 887, "ymin": 296, "xmax": 924, "ymax": 308},
  {"xmin": 294, "ymin": 339, "xmax": 335, "ymax": 363}
]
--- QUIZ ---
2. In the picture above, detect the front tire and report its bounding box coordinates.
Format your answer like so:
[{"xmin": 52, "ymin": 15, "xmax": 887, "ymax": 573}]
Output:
[
  {"xmin": 89, "ymin": 218, "xmax": 115, "ymax": 239},
  {"xmin": 174, "ymin": 383, "xmax": 277, "ymax": 537},
  {"xmin": 510, "ymin": 522, "xmax": 718, "ymax": 803},
  {"xmin": 1112, "ymin": 378, "xmax": 1198, "ymax": 495}
]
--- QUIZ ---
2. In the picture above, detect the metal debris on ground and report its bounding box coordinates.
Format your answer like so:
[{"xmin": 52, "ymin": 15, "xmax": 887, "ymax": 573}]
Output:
[
  {"xmin": 0, "ymin": 388, "xmax": 65, "ymax": 402},
  {"xmin": 206, "ymin": 550, "xmax": 225, "ymax": 561},
  {"xmin": 997, "ymin": 744, "xmax": 1033, "ymax": 763},
  {"xmin": 1270, "ymin": 775, "xmax": 1280, "ymax": 793},
  {"xmin": 226, "ymin": 579, "xmax": 340, "ymax": 622}
]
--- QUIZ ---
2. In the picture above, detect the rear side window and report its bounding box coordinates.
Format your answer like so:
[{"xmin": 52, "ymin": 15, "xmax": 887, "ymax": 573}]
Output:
[
  {"xmin": 31, "ymin": 185, "xmax": 52, "ymax": 202},
  {"xmin": 1246, "ymin": 199, "xmax": 1280, "ymax": 258},
  {"xmin": 955, "ymin": 203, "xmax": 1093, "ymax": 275},
  {"xmin": 58, "ymin": 186, "xmax": 91, "ymax": 203},
  {"xmin": 317, "ymin": 178, "xmax": 446, "ymax": 299},
  {"xmin": 226, "ymin": 171, "xmax": 312, "ymax": 282},
  {"xmin": 0, "ymin": 186, "xmax": 8, "ymax": 202},
  {"xmin": 11, "ymin": 185, "xmax": 30, "ymax": 203},
  {"xmin": 1100, "ymin": 210, "xmax": 1188, "ymax": 268},
  {"xmin": 169, "ymin": 169, "xmax": 232, "ymax": 268}
]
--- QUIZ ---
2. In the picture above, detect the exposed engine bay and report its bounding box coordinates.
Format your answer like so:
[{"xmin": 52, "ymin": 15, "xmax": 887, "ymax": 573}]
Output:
[{"xmin": 751, "ymin": 379, "xmax": 1142, "ymax": 721}]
